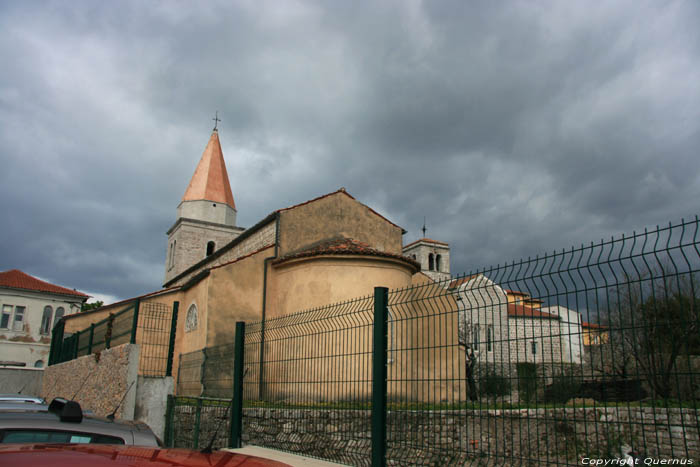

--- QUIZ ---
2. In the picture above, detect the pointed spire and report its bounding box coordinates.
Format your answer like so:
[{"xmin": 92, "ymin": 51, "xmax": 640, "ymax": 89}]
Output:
[{"xmin": 182, "ymin": 131, "xmax": 236, "ymax": 210}]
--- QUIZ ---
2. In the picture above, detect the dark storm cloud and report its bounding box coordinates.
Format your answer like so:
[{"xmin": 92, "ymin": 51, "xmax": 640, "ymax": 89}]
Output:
[{"xmin": 1, "ymin": 0, "xmax": 699, "ymax": 301}]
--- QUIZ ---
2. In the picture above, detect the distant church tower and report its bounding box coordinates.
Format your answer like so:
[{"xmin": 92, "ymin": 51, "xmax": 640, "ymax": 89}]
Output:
[
  {"xmin": 402, "ymin": 238, "xmax": 451, "ymax": 283},
  {"xmin": 164, "ymin": 128, "xmax": 244, "ymax": 284}
]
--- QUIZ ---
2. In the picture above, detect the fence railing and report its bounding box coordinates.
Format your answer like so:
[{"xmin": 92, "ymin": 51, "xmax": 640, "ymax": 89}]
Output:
[
  {"xmin": 49, "ymin": 301, "xmax": 179, "ymax": 378},
  {"xmin": 166, "ymin": 217, "xmax": 700, "ymax": 465}
]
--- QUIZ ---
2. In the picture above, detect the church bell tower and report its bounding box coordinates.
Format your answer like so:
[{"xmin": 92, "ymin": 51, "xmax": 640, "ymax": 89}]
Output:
[{"xmin": 164, "ymin": 125, "xmax": 243, "ymax": 285}]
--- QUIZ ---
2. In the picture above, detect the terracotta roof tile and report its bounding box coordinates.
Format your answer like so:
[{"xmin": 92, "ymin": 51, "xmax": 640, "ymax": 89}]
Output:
[
  {"xmin": 448, "ymin": 275, "xmax": 478, "ymax": 289},
  {"xmin": 182, "ymin": 131, "xmax": 236, "ymax": 209},
  {"xmin": 582, "ymin": 321, "xmax": 607, "ymax": 329},
  {"xmin": 508, "ymin": 304, "xmax": 560, "ymax": 320},
  {"xmin": 505, "ymin": 289, "xmax": 529, "ymax": 296},
  {"xmin": 272, "ymin": 237, "xmax": 420, "ymax": 271},
  {"xmin": 0, "ymin": 269, "xmax": 88, "ymax": 299}
]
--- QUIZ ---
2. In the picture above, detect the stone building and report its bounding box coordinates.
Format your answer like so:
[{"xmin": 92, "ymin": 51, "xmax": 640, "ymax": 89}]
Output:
[
  {"xmin": 450, "ymin": 274, "xmax": 583, "ymax": 365},
  {"xmin": 0, "ymin": 269, "xmax": 87, "ymax": 368}
]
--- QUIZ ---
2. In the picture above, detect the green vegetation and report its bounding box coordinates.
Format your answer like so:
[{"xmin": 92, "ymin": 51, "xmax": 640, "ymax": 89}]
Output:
[
  {"xmin": 478, "ymin": 371, "xmax": 512, "ymax": 398},
  {"xmin": 516, "ymin": 362, "xmax": 538, "ymax": 403}
]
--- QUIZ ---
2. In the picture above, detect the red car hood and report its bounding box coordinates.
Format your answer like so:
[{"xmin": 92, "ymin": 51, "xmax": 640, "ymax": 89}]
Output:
[{"xmin": 0, "ymin": 444, "xmax": 292, "ymax": 466}]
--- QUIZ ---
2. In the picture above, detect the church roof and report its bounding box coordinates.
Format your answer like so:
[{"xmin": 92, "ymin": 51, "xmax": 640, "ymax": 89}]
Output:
[
  {"xmin": 0, "ymin": 269, "xmax": 88, "ymax": 299},
  {"xmin": 403, "ymin": 238, "xmax": 449, "ymax": 249},
  {"xmin": 181, "ymin": 130, "xmax": 236, "ymax": 209},
  {"xmin": 272, "ymin": 237, "xmax": 421, "ymax": 270}
]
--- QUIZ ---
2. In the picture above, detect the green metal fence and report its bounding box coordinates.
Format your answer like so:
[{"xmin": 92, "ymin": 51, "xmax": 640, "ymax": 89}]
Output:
[
  {"xmin": 166, "ymin": 217, "xmax": 700, "ymax": 465},
  {"xmin": 49, "ymin": 301, "xmax": 179, "ymax": 377}
]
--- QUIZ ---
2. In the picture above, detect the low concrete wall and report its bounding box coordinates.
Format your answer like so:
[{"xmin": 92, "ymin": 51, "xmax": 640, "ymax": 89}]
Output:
[
  {"xmin": 41, "ymin": 344, "xmax": 139, "ymax": 420},
  {"xmin": 0, "ymin": 367, "xmax": 43, "ymax": 395},
  {"xmin": 135, "ymin": 376, "xmax": 173, "ymax": 440}
]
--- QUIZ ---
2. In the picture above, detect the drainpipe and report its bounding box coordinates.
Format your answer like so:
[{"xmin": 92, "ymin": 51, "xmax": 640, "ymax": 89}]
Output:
[{"xmin": 259, "ymin": 212, "xmax": 280, "ymax": 400}]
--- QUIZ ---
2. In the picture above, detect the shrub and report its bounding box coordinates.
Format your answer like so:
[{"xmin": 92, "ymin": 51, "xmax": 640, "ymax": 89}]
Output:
[
  {"xmin": 516, "ymin": 362, "xmax": 538, "ymax": 403},
  {"xmin": 479, "ymin": 372, "xmax": 512, "ymax": 398},
  {"xmin": 545, "ymin": 374, "xmax": 582, "ymax": 403}
]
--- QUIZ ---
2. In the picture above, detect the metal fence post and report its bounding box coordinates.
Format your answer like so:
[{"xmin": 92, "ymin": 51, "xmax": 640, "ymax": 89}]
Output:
[
  {"xmin": 230, "ymin": 321, "xmax": 245, "ymax": 448},
  {"xmin": 73, "ymin": 332, "xmax": 80, "ymax": 360},
  {"xmin": 164, "ymin": 395, "xmax": 174, "ymax": 447},
  {"xmin": 106, "ymin": 314, "xmax": 114, "ymax": 349},
  {"xmin": 193, "ymin": 398, "xmax": 203, "ymax": 449},
  {"xmin": 88, "ymin": 323, "xmax": 95, "ymax": 354},
  {"xmin": 166, "ymin": 301, "xmax": 179, "ymax": 377},
  {"xmin": 49, "ymin": 320, "xmax": 64, "ymax": 365},
  {"xmin": 130, "ymin": 299, "xmax": 141, "ymax": 344},
  {"xmin": 372, "ymin": 286, "xmax": 388, "ymax": 467}
]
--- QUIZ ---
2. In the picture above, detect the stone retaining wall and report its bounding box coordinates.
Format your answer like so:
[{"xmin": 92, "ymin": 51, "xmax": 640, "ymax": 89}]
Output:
[
  {"xmin": 42, "ymin": 343, "xmax": 139, "ymax": 419},
  {"xmin": 241, "ymin": 406, "xmax": 699, "ymax": 466},
  {"xmin": 171, "ymin": 403, "xmax": 700, "ymax": 465}
]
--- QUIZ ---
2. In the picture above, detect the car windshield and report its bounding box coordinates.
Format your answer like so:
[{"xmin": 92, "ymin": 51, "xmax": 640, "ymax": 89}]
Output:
[{"xmin": 0, "ymin": 429, "xmax": 125, "ymax": 444}]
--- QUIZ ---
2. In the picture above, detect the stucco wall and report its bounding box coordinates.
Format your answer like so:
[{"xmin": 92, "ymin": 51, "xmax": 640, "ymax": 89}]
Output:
[
  {"xmin": 206, "ymin": 247, "xmax": 272, "ymax": 347},
  {"xmin": 0, "ymin": 367, "xmax": 43, "ymax": 394},
  {"xmin": 134, "ymin": 375, "xmax": 173, "ymax": 440},
  {"xmin": 277, "ymin": 191, "xmax": 403, "ymax": 257},
  {"xmin": 269, "ymin": 256, "xmax": 414, "ymax": 318},
  {"xmin": 1, "ymin": 289, "xmax": 82, "ymax": 367},
  {"xmin": 42, "ymin": 343, "xmax": 139, "ymax": 420}
]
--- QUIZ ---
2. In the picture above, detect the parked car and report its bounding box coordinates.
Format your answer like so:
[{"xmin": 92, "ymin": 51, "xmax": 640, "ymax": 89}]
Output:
[
  {"xmin": 0, "ymin": 398, "xmax": 160, "ymax": 446},
  {"xmin": 0, "ymin": 444, "xmax": 292, "ymax": 466},
  {"xmin": 0, "ymin": 394, "xmax": 45, "ymax": 404}
]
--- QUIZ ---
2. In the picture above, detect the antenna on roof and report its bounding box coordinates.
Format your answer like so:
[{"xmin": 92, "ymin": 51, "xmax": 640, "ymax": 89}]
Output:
[
  {"xmin": 212, "ymin": 111, "xmax": 221, "ymax": 131},
  {"xmin": 107, "ymin": 380, "xmax": 135, "ymax": 421},
  {"xmin": 422, "ymin": 217, "xmax": 427, "ymax": 237}
]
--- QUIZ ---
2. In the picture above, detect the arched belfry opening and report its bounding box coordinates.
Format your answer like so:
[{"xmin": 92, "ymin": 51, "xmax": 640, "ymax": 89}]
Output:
[{"xmin": 428, "ymin": 253, "xmax": 435, "ymax": 271}]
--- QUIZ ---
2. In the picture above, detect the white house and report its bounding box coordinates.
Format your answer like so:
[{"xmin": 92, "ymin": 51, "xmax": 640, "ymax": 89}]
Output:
[{"xmin": 0, "ymin": 269, "xmax": 88, "ymax": 368}]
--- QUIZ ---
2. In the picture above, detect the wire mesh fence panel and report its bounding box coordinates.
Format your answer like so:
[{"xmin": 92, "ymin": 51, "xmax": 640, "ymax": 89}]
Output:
[
  {"xmin": 169, "ymin": 397, "xmax": 231, "ymax": 450},
  {"xmin": 75, "ymin": 328, "xmax": 91, "ymax": 357},
  {"xmin": 201, "ymin": 343, "xmax": 235, "ymax": 398},
  {"xmin": 382, "ymin": 217, "xmax": 700, "ymax": 466},
  {"xmin": 90, "ymin": 318, "xmax": 110, "ymax": 353},
  {"xmin": 111, "ymin": 306, "xmax": 135, "ymax": 347},
  {"xmin": 177, "ymin": 350, "xmax": 205, "ymax": 396},
  {"xmin": 137, "ymin": 302, "xmax": 173, "ymax": 377},
  {"xmin": 242, "ymin": 295, "xmax": 375, "ymax": 466}
]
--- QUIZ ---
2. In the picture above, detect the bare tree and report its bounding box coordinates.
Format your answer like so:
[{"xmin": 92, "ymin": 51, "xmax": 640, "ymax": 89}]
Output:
[
  {"xmin": 601, "ymin": 269, "xmax": 699, "ymax": 399},
  {"xmin": 458, "ymin": 309, "xmax": 479, "ymax": 401}
]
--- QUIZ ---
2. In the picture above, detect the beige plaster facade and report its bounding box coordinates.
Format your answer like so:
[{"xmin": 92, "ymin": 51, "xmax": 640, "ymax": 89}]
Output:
[{"xmin": 1, "ymin": 270, "xmax": 87, "ymax": 368}]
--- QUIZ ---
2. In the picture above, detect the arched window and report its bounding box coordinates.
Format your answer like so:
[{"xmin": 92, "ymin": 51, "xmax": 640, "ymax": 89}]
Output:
[
  {"xmin": 53, "ymin": 307, "xmax": 65, "ymax": 328},
  {"xmin": 34, "ymin": 360, "xmax": 44, "ymax": 368},
  {"xmin": 411, "ymin": 254, "xmax": 416, "ymax": 260},
  {"xmin": 40, "ymin": 306, "xmax": 53, "ymax": 335},
  {"xmin": 185, "ymin": 303, "xmax": 198, "ymax": 332},
  {"xmin": 206, "ymin": 241, "xmax": 215, "ymax": 256},
  {"xmin": 428, "ymin": 253, "xmax": 434, "ymax": 271},
  {"xmin": 436, "ymin": 255, "xmax": 442, "ymax": 272}
]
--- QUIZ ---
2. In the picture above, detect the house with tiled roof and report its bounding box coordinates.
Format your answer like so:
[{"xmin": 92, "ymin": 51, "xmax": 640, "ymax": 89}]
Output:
[
  {"xmin": 0, "ymin": 269, "xmax": 88, "ymax": 368},
  {"xmin": 448, "ymin": 274, "xmax": 583, "ymax": 364}
]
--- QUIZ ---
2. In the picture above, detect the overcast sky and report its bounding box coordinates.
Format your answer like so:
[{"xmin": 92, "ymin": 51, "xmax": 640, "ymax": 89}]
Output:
[{"xmin": 1, "ymin": 0, "xmax": 699, "ymax": 304}]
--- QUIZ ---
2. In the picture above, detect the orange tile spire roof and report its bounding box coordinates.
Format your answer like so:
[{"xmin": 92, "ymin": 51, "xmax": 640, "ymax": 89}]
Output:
[{"xmin": 181, "ymin": 131, "xmax": 236, "ymax": 209}]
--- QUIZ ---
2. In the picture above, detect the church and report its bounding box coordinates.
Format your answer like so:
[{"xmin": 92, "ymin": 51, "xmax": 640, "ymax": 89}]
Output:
[{"xmin": 61, "ymin": 126, "xmax": 456, "ymax": 391}]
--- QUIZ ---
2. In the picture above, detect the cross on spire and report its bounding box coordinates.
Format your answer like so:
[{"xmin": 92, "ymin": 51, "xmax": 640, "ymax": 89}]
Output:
[
  {"xmin": 422, "ymin": 217, "xmax": 427, "ymax": 237},
  {"xmin": 212, "ymin": 111, "xmax": 221, "ymax": 131}
]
